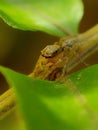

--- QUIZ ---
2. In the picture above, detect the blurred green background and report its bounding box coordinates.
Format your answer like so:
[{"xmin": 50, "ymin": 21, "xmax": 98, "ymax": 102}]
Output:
[{"xmin": 0, "ymin": 0, "xmax": 98, "ymax": 130}]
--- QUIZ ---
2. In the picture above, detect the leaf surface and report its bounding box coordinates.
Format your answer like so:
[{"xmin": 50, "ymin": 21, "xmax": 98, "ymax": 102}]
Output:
[
  {"xmin": 0, "ymin": 0, "xmax": 83, "ymax": 36},
  {"xmin": 0, "ymin": 65, "xmax": 98, "ymax": 130}
]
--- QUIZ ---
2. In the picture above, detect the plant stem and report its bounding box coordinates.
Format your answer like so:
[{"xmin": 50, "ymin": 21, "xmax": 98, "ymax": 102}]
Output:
[
  {"xmin": 0, "ymin": 24, "xmax": 98, "ymax": 119},
  {"xmin": 0, "ymin": 88, "xmax": 15, "ymax": 119},
  {"xmin": 67, "ymin": 24, "xmax": 98, "ymax": 72}
]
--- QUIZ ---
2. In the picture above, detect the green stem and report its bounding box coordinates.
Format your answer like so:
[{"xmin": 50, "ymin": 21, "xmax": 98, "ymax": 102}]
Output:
[
  {"xmin": 0, "ymin": 88, "xmax": 15, "ymax": 119},
  {"xmin": 67, "ymin": 24, "xmax": 98, "ymax": 72},
  {"xmin": 0, "ymin": 24, "xmax": 98, "ymax": 119}
]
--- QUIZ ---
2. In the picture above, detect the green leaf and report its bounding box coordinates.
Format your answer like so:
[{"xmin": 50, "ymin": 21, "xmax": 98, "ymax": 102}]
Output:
[
  {"xmin": 0, "ymin": 0, "xmax": 83, "ymax": 36},
  {"xmin": 0, "ymin": 65, "xmax": 98, "ymax": 130}
]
